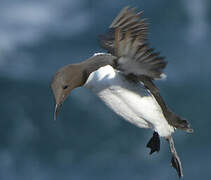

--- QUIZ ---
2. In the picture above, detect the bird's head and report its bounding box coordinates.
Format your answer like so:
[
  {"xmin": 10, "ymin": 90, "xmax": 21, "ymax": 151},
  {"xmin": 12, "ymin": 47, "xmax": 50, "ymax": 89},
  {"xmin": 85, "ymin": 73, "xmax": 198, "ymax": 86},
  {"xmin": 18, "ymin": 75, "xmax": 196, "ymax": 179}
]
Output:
[{"xmin": 51, "ymin": 64, "xmax": 86, "ymax": 120}]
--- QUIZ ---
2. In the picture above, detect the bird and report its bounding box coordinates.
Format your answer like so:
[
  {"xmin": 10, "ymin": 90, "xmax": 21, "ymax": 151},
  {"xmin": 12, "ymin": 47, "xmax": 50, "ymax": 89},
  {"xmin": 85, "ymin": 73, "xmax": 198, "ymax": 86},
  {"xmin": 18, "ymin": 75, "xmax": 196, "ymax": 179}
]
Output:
[{"xmin": 51, "ymin": 6, "xmax": 193, "ymax": 178}]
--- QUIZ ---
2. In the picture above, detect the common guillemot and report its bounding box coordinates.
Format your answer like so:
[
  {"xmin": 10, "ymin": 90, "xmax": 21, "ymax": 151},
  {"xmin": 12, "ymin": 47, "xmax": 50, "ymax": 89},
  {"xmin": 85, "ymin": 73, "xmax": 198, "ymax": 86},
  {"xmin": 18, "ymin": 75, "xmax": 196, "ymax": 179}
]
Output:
[{"xmin": 51, "ymin": 7, "xmax": 193, "ymax": 178}]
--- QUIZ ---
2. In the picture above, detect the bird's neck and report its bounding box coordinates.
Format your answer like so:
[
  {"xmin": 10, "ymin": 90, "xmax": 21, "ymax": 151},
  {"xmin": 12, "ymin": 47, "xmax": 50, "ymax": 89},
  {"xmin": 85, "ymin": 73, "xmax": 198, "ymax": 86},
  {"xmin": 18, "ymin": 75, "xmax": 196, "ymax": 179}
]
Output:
[{"xmin": 81, "ymin": 54, "xmax": 116, "ymax": 78}]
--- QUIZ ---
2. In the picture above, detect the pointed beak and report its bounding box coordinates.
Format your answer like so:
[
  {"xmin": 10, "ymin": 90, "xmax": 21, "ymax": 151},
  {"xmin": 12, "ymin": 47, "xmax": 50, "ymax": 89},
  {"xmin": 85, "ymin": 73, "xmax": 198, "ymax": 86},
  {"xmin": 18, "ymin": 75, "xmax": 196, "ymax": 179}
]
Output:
[{"xmin": 54, "ymin": 104, "xmax": 61, "ymax": 120}]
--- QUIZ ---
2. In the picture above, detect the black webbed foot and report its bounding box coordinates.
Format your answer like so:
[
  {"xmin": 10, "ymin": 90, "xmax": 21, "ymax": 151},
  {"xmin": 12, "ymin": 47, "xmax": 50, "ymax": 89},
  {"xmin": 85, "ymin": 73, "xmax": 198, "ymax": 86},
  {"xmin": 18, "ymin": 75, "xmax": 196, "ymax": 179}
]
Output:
[
  {"xmin": 146, "ymin": 131, "xmax": 160, "ymax": 154},
  {"xmin": 171, "ymin": 155, "xmax": 183, "ymax": 178}
]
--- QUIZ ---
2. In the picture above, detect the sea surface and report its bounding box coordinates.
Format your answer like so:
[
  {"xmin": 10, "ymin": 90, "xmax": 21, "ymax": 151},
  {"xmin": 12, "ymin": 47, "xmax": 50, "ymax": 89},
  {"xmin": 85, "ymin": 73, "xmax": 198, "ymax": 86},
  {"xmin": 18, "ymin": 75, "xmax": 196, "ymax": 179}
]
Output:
[{"xmin": 0, "ymin": 0, "xmax": 210, "ymax": 179}]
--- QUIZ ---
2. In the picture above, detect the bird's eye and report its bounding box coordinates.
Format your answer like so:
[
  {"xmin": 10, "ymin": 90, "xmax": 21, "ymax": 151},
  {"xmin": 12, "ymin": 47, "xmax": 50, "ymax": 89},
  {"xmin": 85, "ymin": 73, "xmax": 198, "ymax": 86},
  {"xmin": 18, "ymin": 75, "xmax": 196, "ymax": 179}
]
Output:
[{"xmin": 63, "ymin": 85, "xmax": 68, "ymax": 90}]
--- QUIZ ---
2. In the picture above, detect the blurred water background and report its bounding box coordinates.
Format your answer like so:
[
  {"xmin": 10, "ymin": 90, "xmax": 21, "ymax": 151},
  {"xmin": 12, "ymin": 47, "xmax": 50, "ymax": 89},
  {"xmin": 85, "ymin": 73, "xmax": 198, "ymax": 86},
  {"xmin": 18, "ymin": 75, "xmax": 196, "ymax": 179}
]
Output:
[{"xmin": 0, "ymin": 0, "xmax": 210, "ymax": 179}]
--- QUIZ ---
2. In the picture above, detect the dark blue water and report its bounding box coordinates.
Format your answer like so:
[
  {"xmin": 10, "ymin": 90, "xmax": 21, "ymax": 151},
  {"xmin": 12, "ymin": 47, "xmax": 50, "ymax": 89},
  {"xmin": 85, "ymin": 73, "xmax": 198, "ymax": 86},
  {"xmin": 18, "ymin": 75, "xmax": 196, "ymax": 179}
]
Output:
[{"xmin": 0, "ymin": 0, "xmax": 210, "ymax": 179}]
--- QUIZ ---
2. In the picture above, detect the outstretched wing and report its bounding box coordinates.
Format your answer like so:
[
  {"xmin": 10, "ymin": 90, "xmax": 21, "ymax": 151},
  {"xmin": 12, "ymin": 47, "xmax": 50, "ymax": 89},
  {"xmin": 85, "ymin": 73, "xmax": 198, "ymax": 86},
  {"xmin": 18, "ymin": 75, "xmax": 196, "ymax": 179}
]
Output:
[
  {"xmin": 114, "ymin": 29, "xmax": 167, "ymax": 80},
  {"xmin": 99, "ymin": 7, "xmax": 166, "ymax": 80},
  {"xmin": 99, "ymin": 6, "xmax": 148, "ymax": 54}
]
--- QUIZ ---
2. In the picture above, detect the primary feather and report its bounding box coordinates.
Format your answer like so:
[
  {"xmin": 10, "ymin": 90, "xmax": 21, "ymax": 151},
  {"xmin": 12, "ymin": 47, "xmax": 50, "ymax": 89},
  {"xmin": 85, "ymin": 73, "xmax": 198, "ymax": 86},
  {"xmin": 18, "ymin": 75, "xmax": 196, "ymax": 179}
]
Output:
[
  {"xmin": 114, "ymin": 30, "xmax": 167, "ymax": 79},
  {"xmin": 99, "ymin": 7, "xmax": 167, "ymax": 80}
]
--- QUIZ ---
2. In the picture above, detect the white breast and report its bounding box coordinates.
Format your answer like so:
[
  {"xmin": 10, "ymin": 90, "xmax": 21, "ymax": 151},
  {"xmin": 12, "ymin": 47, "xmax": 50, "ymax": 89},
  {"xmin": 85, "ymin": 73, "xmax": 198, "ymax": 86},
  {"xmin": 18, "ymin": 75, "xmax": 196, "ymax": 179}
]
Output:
[{"xmin": 84, "ymin": 65, "xmax": 174, "ymax": 137}]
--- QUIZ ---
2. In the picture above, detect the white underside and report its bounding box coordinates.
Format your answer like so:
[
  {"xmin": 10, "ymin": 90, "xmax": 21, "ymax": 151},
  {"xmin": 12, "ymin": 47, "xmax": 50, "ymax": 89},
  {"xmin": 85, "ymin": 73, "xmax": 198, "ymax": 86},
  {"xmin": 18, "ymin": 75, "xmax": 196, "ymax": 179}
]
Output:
[{"xmin": 84, "ymin": 65, "xmax": 174, "ymax": 137}]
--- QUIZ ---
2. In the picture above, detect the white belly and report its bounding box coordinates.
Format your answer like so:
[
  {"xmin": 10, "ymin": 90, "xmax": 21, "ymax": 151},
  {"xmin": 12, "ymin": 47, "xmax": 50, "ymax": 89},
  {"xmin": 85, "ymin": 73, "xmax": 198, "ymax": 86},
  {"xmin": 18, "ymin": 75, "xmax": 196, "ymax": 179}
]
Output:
[{"xmin": 84, "ymin": 65, "xmax": 174, "ymax": 137}]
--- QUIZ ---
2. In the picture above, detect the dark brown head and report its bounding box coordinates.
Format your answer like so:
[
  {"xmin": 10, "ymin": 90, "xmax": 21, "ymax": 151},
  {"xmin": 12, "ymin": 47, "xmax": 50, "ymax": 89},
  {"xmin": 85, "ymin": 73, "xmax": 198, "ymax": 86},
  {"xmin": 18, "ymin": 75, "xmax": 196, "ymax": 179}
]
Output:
[{"xmin": 51, "ymin": 64, "xmax": 86, "ymax": 120}]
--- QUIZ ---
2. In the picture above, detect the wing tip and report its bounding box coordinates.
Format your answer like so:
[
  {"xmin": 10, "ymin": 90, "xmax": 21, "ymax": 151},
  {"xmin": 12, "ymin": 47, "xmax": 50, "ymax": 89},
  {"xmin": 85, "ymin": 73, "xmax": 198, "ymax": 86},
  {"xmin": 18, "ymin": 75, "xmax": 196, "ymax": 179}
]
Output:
[{"xmin": 160, "ymin": 73, "xmax": 167, "ymax": 80}]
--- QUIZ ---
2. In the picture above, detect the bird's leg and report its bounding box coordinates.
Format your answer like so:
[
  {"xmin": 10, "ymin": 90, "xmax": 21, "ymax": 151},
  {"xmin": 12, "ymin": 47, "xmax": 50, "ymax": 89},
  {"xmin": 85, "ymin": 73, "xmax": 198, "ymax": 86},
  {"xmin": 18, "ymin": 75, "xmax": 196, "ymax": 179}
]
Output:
[
  {"xmin": 167, "ymin": 136, "xmax": 183, "ymax": 178},
  {"xmin": 146, "ymin": 131, "xmax": 160, "ymax": 154}
]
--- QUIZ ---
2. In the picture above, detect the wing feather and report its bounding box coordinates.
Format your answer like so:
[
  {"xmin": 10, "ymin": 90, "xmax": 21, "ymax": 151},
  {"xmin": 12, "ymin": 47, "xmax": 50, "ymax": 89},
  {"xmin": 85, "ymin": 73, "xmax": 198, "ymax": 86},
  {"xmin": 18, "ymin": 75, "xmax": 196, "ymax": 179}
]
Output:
[
  {"xmin": 114, "ymin": 30, "xmax": 167, "ymax": 79},
  {"xmin": 99, "ymin": 6, "xmax": 167, "ymax": 80},
  {"xmin": 99, "ymin": 7, "xmax": 147, "ymax": 53}
]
